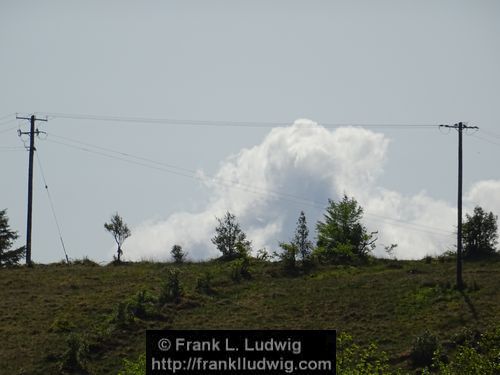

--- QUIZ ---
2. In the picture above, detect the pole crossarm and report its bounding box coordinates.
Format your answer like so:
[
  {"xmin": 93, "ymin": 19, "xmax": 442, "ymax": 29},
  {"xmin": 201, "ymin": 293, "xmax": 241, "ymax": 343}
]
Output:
[{"xmin": 439, "ymin": 124, "xmax": 479, "ymax": 129}]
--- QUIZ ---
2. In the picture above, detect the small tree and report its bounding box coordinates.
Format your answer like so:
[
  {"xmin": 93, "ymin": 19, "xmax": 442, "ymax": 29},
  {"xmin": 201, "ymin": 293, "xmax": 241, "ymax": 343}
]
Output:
[
  {"xmin": 171, "ymin": 244, "xmax": 186, "ymax": 264},
  {"xmin": 463, "ymin": 206, "xmax": 498, "ymax": 259},
  {"xmin": 211, "ymin": 212, "xmax": 251, "ymax": 260},
  {"xmin": 0, "ymin": 209, "xmax": 25, "ymax": 267},
  {"xmin": 293, "ymin": 211, "xmax": 312, "ymax": 260},
  {"xmin": 316, "ymin": 195, "xmax": 377, "ymax": 262},
  {"xmin": 104, "ymin": 213, "xmax": 131, "ymax": 262}
]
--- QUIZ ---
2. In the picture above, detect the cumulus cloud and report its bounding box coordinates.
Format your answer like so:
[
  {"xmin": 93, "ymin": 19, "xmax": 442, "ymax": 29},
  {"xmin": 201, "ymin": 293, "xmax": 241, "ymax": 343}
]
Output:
[{"xmin": 125, "ymin": 119, "xmax": 500, "ymax": 261}]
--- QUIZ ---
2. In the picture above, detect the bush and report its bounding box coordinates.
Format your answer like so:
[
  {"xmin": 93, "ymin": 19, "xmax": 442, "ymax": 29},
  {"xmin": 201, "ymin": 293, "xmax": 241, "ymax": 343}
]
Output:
[
  {"xmin": 429, "ymin": 326, "xmax": 500, "ymax": 374},
  {"xmin": 336, "ymin": 332, "xmax": 396, "ymax": 374},
  {"xmin": 313, "ymin": 243, "xmax": 361, "ymax": 265},
  {"xmin": 229, "ymin": 257, "xmax": 251, "ymax": 283},
  {"xmin": 159, "ymin": 268, "xmax": 183, "ymax": 304},
  {"xmin": 111, "ymin": 301, "xmax": 134, "ymax": 328},
  {"xmin": 59, "ymin": 333, "xmax": 88, "ymax": 373},
  {"xmin": 256, "ymin": 248, "xmax": 271, "ymax": 261},
  {"xmin": 71, "ymin": 257, "xmax": 99, "ymax": 267},
  {"xmin": 119, "ymin": 354, "xmax": 146, "ymax": 375},
  {"xmin": 127, "ymin": 290, "xmax": 157, "ymax": 319},
  {"xmin": 276, "ymin": 242, "xmax": 298, "ymax": 275},
  {"xmin": 410, "ymin": 330, "xmax": 439, "ymax": 367}
]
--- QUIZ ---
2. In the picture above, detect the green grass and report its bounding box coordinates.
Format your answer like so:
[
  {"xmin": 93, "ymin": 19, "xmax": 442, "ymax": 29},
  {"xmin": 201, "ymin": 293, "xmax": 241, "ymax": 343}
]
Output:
[{"xmin": 1, "ymin": 256, "xmax": 499, "ymax": 374}]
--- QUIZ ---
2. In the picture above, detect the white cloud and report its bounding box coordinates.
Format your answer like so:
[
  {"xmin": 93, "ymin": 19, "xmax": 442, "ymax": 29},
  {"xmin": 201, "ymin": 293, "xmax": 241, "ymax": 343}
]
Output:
[
  {"xmin": 465, "ymin": 180, "xmax": 500, "ymax": 215},
  {"xmin": 124, "ymin": 119, "xmax": 500, "ymax": 261}
]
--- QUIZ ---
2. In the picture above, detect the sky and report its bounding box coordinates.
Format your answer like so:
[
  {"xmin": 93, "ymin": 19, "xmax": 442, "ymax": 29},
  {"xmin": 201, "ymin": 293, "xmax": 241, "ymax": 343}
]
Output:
[{"xmin": 1, "ymin": 0, "xmax": 500, "ymax": 263}]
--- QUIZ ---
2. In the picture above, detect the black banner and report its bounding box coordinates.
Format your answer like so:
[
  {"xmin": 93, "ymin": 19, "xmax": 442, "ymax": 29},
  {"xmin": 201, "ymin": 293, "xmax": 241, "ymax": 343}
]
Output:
[{"xmin": 147, "ymin": 330, "xmax": 336, "ymax": 374}]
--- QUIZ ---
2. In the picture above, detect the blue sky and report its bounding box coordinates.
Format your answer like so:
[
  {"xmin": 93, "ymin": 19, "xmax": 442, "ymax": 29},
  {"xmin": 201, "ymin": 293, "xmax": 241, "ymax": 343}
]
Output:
[{"xmin": 1, "ymin": 0, "xmax": 499, "ymax": 263}]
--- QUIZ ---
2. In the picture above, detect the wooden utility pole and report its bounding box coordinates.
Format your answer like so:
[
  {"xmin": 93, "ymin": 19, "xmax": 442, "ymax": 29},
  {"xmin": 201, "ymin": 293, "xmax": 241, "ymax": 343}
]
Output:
[
  {"xmin": 440, "ymin": 122, "xmax": 478, "ymax": 289},
  {"xmin": 17, "ymin": 114, "xmax": 47, "ymax": 266}
]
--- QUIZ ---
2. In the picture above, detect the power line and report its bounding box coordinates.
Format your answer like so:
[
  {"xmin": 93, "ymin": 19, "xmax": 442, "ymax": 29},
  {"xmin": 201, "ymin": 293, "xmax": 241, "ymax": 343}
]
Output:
[
  {"xmin": 0, "ymin": 146, "xmax": 25, "ymax": 150},
  {"xmin": 471, "ymin": 133, "xmax": 500, "ymax": 148},
  {"xmin": 0, "ymin": 125, "xmax": 18, "ymax": 134},
  {"xmin": 37, "ymin": 111, "xmax": 440, "ymax": 129},
  {"xmin": 35, "ymin": 150, "xmax": 70, "ymax": 263},
  {"xmin": 479, "ymin": 129, "xmax": 500, "ymax": 140},
  {"xmin": 43, "ymin": 133, "xmax": 454, "ymax": 238}
]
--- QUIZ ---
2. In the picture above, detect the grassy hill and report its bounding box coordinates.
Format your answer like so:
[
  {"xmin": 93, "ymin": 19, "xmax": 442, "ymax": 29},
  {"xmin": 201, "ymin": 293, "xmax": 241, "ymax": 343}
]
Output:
[{"xmin": 1, "ymin": 255, "xmax": 499, "ymax": 374}]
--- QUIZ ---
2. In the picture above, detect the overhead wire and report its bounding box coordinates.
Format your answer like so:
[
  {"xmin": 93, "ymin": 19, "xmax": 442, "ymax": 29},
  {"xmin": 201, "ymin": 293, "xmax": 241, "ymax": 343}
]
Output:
[
  {"xmin": 37, "ymin": 111, "xmax": 439, "ymax": 129},
  {"xmin": 0, "ymin": 125, "xmax": 18, "ymax": 134},
  {"xmin": 480, "ymin": 129, "xmax": 500, "ymax": 140},
  {"xmin": 471, "ymin": 133, "xmax": 500, "ymax": 148},
  {"xmin": 42, "ymin": 132, "xmax": 454, "ymax": 238},
  {"xmin": 35, "ymin": 150, "xmax": 70, "ymax": 263}
]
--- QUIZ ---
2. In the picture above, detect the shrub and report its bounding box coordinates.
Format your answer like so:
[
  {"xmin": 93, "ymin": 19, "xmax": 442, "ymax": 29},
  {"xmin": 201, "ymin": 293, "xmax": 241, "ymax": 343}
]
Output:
[
  {"xmin": 336, "ymin": 332, "xmax": 396, "ymax": 374},
  {"xmin": 276, "ymin": 242, "xmax": 298, "ymax": 275},
  {"xmin": 313, "ymin": 243, "xmax": 357, "ymax": 264},
  {"xmin": 111, "ymin": 301, "xmax": 134, "ymax": 328},
  {"xmin": 119, "ymin": 354, "xmax": 146, "ymax": 375},
  {"xmin": 159, "ymin": 268, "xmax": 183, "ymax": 304},
  {"xmin": 229, "ymin": 257, "xmax": 251, "ymax": 283},
  {"xmin": 71, "ymin": 257, "xmax": 99, "ymax": 267},
  {"xmin": 256, "ymin": 248, "xmax": 271, "ymax": 261},
  {"xmin": 59, "ymin": 333, "xmax": 88, "ymax": 373},
  {"xmin": 410, "ymin": 330, "xmax": 439, "ymax": 367},
  {"xmin": 127, "ymin": 290, "xmax": 157, "ymax": 319},
  {"xmin": 430, "ymin": 326, "xmax": 500, "ymax": 374}
]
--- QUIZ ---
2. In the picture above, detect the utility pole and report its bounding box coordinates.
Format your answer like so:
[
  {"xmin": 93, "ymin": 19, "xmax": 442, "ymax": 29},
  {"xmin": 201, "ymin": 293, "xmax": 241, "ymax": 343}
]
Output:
[
  {"xmin": 17, "ymin": 114, "xmax": 48, "ymax": 266},
  {"xmin": 439, "ymin": 122, "xmax": 478, "ymax": 290}
]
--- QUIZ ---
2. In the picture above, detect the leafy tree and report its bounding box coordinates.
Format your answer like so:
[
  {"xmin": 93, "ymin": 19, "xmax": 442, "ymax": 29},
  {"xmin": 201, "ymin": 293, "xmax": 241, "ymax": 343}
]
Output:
[
  {"xmin": 316, "ymin": 195, "xmax": 376, "ymax": 261},
  {"xmin": 170, "ymin": 244, "xmax": 186, "ymax": 264},
  {"xmin": 104, "ymin": 213, "xmax": 131, "ymax": 262},
  {"xmin": 462, "ymin": 206, "xmax": 498, "ymax": 259},
  {"xmin": 293, "ymin": 211, "xmax": 312, "ymax": 260},
  {"xmin": 211, "ymin": 212, "xmax": 251, "ymax": 260},
  {"xmin": 0, "ymin": 209, "xmax": 25, "ymax": 267}
]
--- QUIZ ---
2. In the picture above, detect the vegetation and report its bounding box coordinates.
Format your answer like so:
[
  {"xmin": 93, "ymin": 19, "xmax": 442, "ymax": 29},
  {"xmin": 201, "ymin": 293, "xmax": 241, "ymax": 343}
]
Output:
[
  {"xmin": 1, "ymin": 257, "xmax": 499, "ymax": 374},
  {"xmin": 104, "ymin": 213, "xmax": 131, "ymax": 263},
  {"xmin": 0, "ymin": 209, "xmax": 25, "ymax": 267},
  {"xmin": 276, "ymin": 211, "xmax": 314, "ymax": 275},
  {"xmin": 294, "ymin": 211, "xmax": 313, "ymax": 261},
  {"xmin": 170, "ymin": 244, "xmax": 186, "ymax": 263},
  {"xmin": 463, "ymin": 206, "xmax": 498, "ymax": 259},
  {"xmin": 211, "ymin": 211, "xmax": 251, "ymax": 260},
  {"xmin": 1, "ymin": 198, "xmax": 499, "ymax": 374},
  {"xmin": 158, "ymin": 268, "xmax": 183, "ymax": 304},
  {"xmin": 315, "ymin": 195, "xmax": 377, "ymax": 263}
]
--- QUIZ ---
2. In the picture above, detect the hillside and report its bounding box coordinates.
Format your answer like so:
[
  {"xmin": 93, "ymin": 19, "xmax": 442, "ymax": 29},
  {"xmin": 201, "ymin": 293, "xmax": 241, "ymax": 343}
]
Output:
[{"xmin": 1, "ymin": 256, "xmax": 499, "ymax": 374}]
